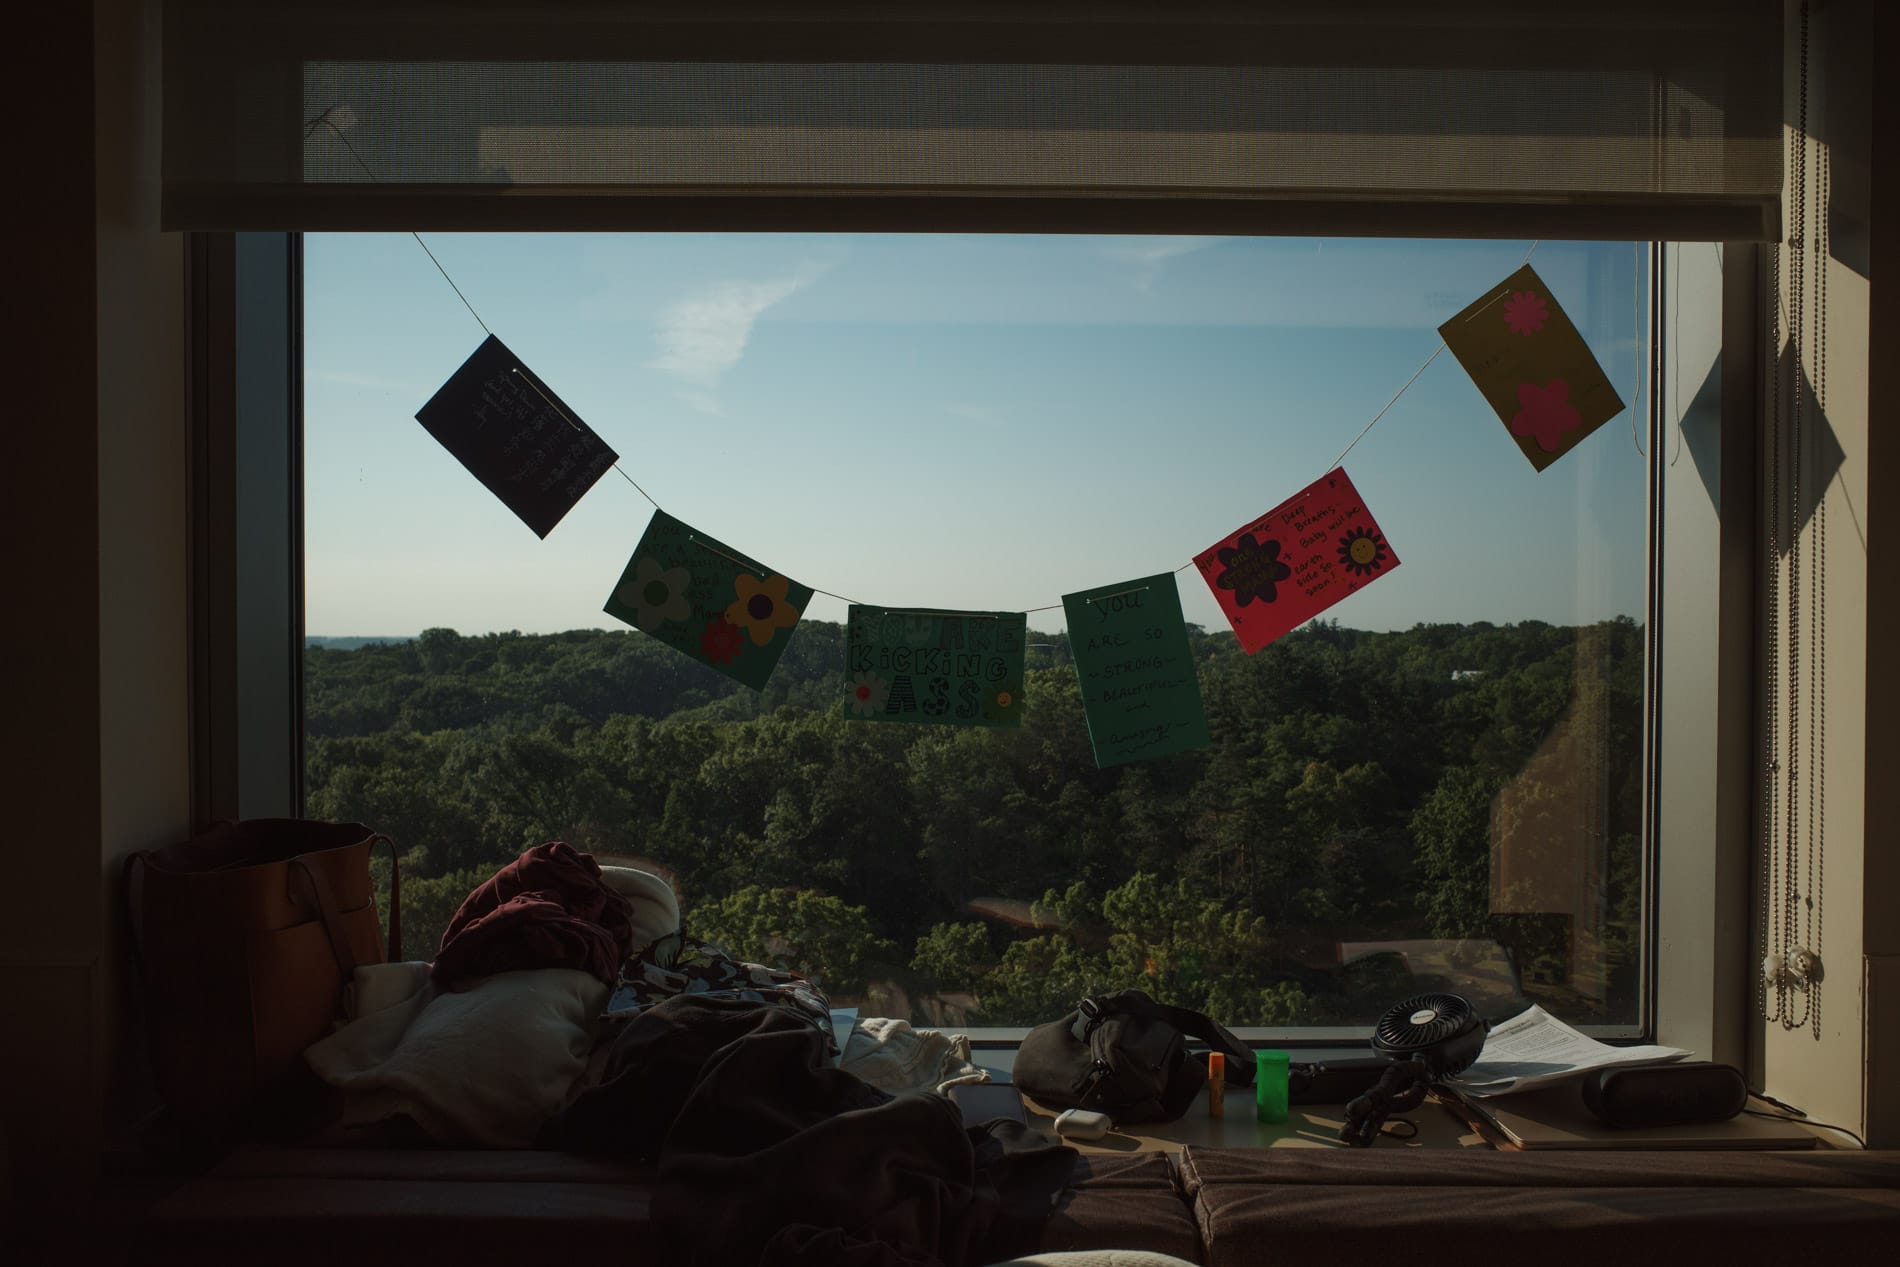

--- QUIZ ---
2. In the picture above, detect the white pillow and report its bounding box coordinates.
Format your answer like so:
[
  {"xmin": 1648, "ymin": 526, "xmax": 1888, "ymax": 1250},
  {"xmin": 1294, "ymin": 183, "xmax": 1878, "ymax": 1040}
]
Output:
[
  {"xmin": 598, "ymin": 865, "xmax": 681, "ymax": 954},
  {"xmin": 306, "ymin": 967, "xmax": 608, "ymax": 1147}
]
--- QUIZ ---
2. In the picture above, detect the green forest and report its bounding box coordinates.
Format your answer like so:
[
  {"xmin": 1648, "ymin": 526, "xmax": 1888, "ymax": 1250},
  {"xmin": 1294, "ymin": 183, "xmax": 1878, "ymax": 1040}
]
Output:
[{"xmin": 305, "ymin": 616, "xmax": 1644, "ymax": 1029}]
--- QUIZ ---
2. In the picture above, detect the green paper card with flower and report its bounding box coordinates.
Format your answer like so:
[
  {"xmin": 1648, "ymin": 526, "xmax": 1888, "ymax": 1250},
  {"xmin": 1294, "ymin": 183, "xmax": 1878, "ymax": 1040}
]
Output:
[
  {"xmin": 844, "ymin": 605, "xmax": 1027, "ymax": 728},
  {"xmin": 604, "ymin": 509, "xmax": 812, "ymax": 691}
]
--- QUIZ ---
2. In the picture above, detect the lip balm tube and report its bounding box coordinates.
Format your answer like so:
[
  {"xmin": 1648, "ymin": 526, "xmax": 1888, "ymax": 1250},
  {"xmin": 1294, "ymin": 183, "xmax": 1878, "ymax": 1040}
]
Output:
[
  {"xmin": 1207, "ymin": 1052, "xmax": 1226, "ymax": 1117},
  {"xmin": 1255, "ymin": 1049, "xmax": 1290, "ymax": 1124}
]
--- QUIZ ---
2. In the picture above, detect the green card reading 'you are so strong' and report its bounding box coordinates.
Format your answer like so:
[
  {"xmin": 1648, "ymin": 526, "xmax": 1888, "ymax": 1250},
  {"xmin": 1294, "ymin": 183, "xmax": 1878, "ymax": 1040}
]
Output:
[
  {"xmin": 844, "ymin": 606, "xmax": 1027, "ymax": 727},
  {"xmin": 1062, "ymin": 573, "xmax": 1210, "ymax": 767},
  {"xmin": 604, "ymin": 509, "xmax": 812, "ymax": 691}
]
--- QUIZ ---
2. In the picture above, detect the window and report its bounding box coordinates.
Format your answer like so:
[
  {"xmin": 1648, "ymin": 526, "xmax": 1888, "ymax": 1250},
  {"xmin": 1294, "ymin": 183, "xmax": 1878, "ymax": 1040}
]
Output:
[{"xmin": 302, "ymin": 231, "xmax": 1658, "ymax": 1035}]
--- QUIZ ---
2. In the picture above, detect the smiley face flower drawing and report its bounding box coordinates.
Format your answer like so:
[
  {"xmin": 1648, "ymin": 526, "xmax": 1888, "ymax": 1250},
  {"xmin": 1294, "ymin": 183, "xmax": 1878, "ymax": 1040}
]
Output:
[
  {"xmin": 847, "ymin": 670, "xmax": 890, "ymax": 717},
  {"xmin": 619, "ymin": 557, "xmax": 692, "ymax": 632},
  {"xmin": 1511, "ymin": 379, "xmax": 1584, "ymax": 452},
  {"xmin": 725, "ymin": 573, "xmax": 801, "ymax": 646},
  {"xmin": 1502, "ymin": 289, "xmax": 1549, "ymax": 336},
  {"xmin": 700, "ymin": 617, "xmax": 745, "ymax": 664},
  {"xmin": 1214, "ymin": 533, "xmax": 1293, "ymax": 607},
  {"xmin": 1337, "ymin": 527, "xmax": 1389, "ymax": 576},
  {"xmin": 983, "ymin": 685, "xmax": 1022, "ymax": 723}
]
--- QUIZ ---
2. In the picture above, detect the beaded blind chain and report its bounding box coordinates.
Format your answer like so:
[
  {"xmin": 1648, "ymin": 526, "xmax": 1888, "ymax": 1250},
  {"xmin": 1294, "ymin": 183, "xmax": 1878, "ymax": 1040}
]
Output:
[{"xmin": 1760, "ymin": 0, "xmax": 1826, "ymax": 1039}]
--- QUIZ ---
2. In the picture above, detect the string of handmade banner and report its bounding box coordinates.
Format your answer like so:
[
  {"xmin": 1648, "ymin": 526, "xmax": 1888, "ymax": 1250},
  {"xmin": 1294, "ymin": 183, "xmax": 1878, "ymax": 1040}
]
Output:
[{"xmin": 410, "ymin": 261, "xmax": 1621, "ymax": 768}]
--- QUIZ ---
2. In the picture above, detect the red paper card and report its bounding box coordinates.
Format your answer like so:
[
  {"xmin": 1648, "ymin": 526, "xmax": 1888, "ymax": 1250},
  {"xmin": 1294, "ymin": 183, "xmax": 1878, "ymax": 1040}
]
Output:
[{"xmin": 1193, "ymin": 468, "xmax": 1399, "ymax": 654}]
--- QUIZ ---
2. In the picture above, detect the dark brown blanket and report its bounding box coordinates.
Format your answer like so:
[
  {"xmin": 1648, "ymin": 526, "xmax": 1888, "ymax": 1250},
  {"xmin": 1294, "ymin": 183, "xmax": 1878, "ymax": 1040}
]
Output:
[
  {"xmin": 433, "ymin": 841, "xmax": 633, "ymax": 986},
  {"xmin": 548, "ymin": 995, "xmax": 1076, "ymax": 1266}
]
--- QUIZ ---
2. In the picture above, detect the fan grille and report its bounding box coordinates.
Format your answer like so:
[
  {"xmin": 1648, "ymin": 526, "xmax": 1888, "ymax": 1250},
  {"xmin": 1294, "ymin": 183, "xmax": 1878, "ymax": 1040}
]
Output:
[{"xmin": 1373, "ymin": 992, "xmax": 1475, "ymax": 1054}]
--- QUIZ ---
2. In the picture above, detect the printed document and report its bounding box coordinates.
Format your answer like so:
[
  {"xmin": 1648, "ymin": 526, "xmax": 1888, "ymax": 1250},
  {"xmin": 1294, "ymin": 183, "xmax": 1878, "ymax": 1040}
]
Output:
[{"xmin": 1451, "ymin": 1005, "xmax": 1690, "ymax": 1097}]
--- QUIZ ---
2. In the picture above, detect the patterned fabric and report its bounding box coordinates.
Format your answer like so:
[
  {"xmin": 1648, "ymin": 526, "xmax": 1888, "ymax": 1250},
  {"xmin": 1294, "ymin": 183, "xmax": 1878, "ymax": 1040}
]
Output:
[{"xmin": 604, "ymin": 932, "xmax": 836, "ymax": 1054}]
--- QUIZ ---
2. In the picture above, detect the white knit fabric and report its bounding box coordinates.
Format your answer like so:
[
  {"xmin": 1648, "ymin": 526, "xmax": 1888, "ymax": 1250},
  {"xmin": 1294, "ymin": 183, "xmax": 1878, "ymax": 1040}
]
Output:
[
  {"xmin": 839, "ymin": 1015, "xmax": 990, "ymax": 1095},
  {"xmin": 978, "ymin": 1253, "xmax": 1200, "ymax": 1267}
]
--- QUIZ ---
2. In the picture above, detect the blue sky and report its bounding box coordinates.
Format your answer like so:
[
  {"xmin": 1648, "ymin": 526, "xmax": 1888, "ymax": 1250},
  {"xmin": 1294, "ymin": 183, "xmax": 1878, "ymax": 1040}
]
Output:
[{"xmin": 303, "ymin": 233, "xmax": 1649, "ymax": 638}]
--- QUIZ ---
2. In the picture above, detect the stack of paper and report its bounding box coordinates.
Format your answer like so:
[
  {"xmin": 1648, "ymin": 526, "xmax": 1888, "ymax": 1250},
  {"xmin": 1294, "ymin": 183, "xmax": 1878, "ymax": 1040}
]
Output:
[{"xmin": 1452, "ymin": 1005, "xmax": 1690, "ymax": 1098}]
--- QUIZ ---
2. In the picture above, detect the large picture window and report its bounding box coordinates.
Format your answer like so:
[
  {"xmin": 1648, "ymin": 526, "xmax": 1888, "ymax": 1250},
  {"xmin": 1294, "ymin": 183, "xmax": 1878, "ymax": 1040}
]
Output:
[{"xmin": 302, "ymin": 231, "xmax": 1657, "ymax": 1035}]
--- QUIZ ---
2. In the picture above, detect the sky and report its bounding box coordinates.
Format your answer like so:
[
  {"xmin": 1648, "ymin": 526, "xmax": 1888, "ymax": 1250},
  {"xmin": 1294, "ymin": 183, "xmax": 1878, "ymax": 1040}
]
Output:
[{"xmin": 303, "ymin": 233, "xmax": 1651, "ymax": 639}]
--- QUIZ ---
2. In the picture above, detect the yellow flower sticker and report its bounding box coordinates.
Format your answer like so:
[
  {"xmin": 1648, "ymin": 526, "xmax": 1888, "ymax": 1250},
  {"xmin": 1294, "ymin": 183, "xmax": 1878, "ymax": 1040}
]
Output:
[{"xmin": 725, "ymin": 573, "xmax": 802, "ymax": 646}]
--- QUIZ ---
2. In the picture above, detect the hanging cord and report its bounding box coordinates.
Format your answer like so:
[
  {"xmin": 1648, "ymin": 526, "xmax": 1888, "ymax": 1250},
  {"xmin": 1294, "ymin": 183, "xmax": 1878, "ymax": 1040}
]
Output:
[
  {"xmin": 290, "ymin": 148, "xmax": 1557, "ymax": 620},
  {"xmin": 1808, "ymin": 134, "xmax": 1829, "ymax": 1040},
  {"xmin": 307, "ymin": 109, "xmax": 494, "ymax": 338},
  {"xmin": 303, "ymin": 107, "xmax": 873, "ymax": 610},
  {"xmin": 1783, "ymin": 0, "xmax": 1812, "ymax": 1033},
  {"xmin": 1339, "ymin": 1058, "xmax": 1434, "ymax": 1147},
  {"xmin": 1746, "ymin": 1090, "xmax": 1863, "ymax": 1148},
  {"xmin": 1759, "ymin": 236, "xmax": 1782, "ymax": 1022},
  {"xmin": 1630, "ymin": 241, "xmax": 1647, "ymax": 456},
  {"xmin": 1327, "ymin": 240, "xmax": 1539, "ymax": 472},
  {"xmin": 1766, "ymin": 0, "xmax": 1818, "ymax": 1033}
]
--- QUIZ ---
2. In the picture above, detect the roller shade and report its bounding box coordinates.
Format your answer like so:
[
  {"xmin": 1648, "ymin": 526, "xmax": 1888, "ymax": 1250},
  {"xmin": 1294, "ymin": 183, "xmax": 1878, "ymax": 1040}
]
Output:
[{"xmin": 162, "ymin": 1, "xmax": 1782, "ymax": 239}]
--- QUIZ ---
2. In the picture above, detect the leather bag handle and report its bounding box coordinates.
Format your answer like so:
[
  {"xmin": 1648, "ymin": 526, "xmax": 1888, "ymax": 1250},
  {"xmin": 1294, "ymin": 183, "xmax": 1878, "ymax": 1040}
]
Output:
[
  {"xmin": 287, "ymin": 856, "xmax": 358, "ymax": 984},
  {"xmin": 374, "ymin": 834, "xmax": 403, "ymax": 962}
]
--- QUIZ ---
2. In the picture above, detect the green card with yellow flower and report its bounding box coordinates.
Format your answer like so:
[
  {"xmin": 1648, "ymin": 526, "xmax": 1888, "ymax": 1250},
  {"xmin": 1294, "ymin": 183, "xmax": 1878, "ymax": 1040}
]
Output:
[
  {"xmin": 844, "ymin": 605, "xmax": 1026, "ymax": 727},
  {"xmin": 604, "ymin": 509, "xmax": 812, "ymax": 691}
]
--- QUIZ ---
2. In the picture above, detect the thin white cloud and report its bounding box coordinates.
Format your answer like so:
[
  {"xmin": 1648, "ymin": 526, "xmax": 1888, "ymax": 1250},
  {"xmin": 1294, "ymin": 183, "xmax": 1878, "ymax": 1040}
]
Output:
[
  {"xmin": 1103, "ymin": 236, "xmax": 1229, "ymax": 291},
  {"xmin": 651, "ymin": 275, "xmax": 810, "ymax": 387},
  {"xmin": 678, "ymin": 390, "xmax": 725, "ymax": 417}
]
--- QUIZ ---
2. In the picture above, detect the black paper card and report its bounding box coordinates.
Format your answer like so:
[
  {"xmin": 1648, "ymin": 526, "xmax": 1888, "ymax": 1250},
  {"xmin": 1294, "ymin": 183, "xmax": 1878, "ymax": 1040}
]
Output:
[{"xmin": 414, "ymin": 334, "xmax": 620, "ymax": 538}]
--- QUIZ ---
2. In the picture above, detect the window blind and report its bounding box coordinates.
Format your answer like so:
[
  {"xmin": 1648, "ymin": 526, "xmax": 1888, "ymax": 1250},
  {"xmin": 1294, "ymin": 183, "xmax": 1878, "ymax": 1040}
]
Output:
[{"xmin": 162, "ymin": 1, "xmax": 1782, "ymax": 239}]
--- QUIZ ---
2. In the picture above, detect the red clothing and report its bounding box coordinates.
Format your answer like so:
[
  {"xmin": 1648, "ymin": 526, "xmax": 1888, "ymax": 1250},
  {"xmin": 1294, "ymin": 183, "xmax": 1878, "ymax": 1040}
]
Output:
[{"xmin": 433, "ymin": 842, "xmax": 634, "ymax": 987}]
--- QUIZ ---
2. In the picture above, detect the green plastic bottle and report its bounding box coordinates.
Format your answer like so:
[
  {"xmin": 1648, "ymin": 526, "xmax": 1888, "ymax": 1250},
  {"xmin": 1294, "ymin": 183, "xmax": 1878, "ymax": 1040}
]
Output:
[{"xmin": 1255, "ymin": 1049, "xmax": 1290, "ymax": 1124}]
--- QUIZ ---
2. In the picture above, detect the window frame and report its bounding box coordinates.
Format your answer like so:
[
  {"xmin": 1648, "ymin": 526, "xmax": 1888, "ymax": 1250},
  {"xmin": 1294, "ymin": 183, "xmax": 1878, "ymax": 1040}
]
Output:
[{"xmin": 201, "ymin": 228, "xmax": 1750, "ymax": 1050}]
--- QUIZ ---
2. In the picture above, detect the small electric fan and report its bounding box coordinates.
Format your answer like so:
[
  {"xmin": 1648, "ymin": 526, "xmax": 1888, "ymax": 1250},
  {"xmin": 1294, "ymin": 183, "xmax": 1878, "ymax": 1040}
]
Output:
[{"xmin": 1341, "ymin": 992, "xmax": 1488, "ymax": 1146}]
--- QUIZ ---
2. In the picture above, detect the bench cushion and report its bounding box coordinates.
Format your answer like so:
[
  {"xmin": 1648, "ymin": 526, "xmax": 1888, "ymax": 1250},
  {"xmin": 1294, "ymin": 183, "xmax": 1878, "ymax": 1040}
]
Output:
[
  {"xmin": 140, "ymin": 1145, "xmax": 1205, "ymax": 1266},
  {"xmin": 1179, "ymin": 1147, "xmax": 1900, "ymax": 1267}
]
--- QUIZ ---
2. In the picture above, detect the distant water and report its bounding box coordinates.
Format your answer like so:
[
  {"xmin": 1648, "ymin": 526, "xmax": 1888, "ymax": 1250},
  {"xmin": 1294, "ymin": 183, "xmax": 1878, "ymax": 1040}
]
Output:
[{"xmin": 305, "ymin": 635, "xmax": 415, "ymax": 650}]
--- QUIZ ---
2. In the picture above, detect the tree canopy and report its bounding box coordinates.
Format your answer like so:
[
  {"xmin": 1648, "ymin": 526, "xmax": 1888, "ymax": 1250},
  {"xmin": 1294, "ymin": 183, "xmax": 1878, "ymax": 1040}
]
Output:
[{"xmin": 311, "ymin": 615, "xmax": 1644, "ymax": 1028}]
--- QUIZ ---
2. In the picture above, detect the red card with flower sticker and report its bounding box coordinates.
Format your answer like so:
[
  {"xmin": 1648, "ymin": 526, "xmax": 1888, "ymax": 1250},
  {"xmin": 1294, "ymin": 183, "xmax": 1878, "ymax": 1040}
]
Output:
[
  {"xmin": 603, "ymin": 509, "xmax": 812, "ymax": 691},
  {"xmin": 1438, "ymin": 264, "xmax": 1626, "ymax": 472},
  {"xmin": 1193, "ymin": 468, "xmax": 1398, "ymax": 654}
]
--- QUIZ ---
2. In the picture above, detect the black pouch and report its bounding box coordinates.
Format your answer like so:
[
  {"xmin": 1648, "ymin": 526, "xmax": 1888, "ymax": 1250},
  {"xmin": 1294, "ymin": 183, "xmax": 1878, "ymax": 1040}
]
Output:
[{"xmin": 1015, "ymin": 989, "xmax": 1256, "ymax": 1124}]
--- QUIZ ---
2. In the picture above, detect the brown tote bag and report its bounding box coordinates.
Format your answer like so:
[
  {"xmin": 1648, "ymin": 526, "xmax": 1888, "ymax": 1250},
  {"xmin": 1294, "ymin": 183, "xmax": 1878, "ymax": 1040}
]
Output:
[{"xmin": 126, "ymin": 819, "xmax": 402, "ymax": 1138}]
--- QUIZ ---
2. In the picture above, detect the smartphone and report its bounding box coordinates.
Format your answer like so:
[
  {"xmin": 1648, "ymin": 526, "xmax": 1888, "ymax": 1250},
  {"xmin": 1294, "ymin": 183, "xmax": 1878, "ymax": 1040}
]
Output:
[{"xmin": 951, "ymin": 1081, "xmax": 1029, "ymax": 1126}]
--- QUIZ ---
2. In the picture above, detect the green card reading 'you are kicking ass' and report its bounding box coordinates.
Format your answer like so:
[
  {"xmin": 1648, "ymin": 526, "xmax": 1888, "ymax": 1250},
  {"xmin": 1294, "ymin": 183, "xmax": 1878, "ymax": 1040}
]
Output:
[
  {"xmin": 844, "ymin": 606, "xmax": 1027, "ymax": 728},
  {"xmin": 1062, "ymin": 573, "xmax": 1210, "ymax": 768},
  {"xmin": 604, "ymin": 509, "xmax": 812, "ymax": 691}
]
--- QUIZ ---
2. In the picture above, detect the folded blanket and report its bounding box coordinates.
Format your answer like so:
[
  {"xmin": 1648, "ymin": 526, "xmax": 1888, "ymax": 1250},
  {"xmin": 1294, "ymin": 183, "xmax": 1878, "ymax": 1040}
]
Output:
[
  {"xmin": 433, "ymin": 842, "xmax": 633, "ymax": 986},
  {"xmin": 305, "ymin": 967, "xmax": 608, "ymax": 1147}
]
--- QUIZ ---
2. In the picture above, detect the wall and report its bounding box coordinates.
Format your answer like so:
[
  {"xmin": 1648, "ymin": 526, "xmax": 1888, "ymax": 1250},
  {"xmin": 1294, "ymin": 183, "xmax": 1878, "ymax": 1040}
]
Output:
[
  {"xmin": 1752, "ymin": 0, "xmax": 1887, "ymax": 1143},
  {"xmin": 95, "ymin": 0, "xmax": 190, "ymax": 1130},
  {"xmin": 1, "ymin": 0, "xmax": 187, "ymax": 1211}
]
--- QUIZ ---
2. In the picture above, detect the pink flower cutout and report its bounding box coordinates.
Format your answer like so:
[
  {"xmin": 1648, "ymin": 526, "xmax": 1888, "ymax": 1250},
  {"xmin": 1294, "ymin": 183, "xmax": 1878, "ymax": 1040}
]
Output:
[
  {"xmin": 1503, "ymin": 290, "xmax": 1548, "ymax": 336},
  {"xmin": 1511, "ymin": 380, "xmax": 1583, "ymax": 452},
  {"xmin": 699, "ymin": 617, "xmax": 745, "ymax": 664}
]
